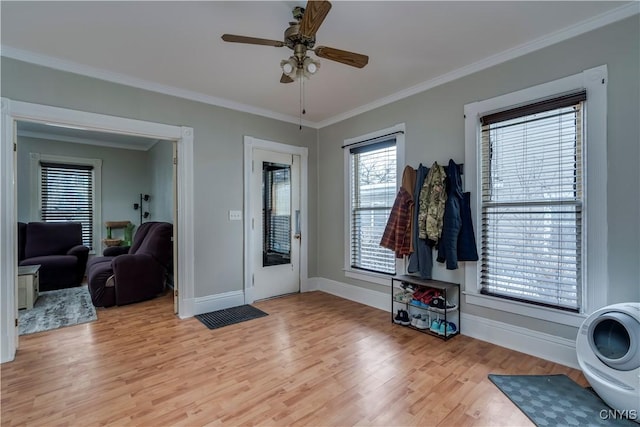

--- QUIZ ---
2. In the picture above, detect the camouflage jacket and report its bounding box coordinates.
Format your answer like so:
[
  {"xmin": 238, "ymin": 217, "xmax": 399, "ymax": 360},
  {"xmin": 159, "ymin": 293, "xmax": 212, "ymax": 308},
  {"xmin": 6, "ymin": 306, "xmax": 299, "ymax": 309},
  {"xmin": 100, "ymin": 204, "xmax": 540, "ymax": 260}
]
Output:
[{"xmin": 418, "ymin": 162, "xmax": 447, "ymax": 243}]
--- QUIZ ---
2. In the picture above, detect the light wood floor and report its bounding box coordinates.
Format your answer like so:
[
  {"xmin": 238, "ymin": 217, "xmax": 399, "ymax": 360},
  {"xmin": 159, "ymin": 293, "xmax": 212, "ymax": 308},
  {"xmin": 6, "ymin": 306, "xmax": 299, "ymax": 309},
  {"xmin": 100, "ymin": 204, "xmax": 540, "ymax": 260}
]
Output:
[{"xmin": 1, "ymin": 291, "xmax": 587, "ymax": 426}]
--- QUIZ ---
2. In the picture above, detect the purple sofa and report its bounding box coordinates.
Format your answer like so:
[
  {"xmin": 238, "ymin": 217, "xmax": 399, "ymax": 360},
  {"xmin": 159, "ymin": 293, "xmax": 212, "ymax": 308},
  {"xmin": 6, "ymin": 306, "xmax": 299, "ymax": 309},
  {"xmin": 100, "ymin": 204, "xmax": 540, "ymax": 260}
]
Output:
[
  {"xmin": 18, "ymin": 222, "xmax": 90, "ymax": 292},
  {"xmin": 87, "ymin": 222, "xmax": 172, "ymax": 307}
]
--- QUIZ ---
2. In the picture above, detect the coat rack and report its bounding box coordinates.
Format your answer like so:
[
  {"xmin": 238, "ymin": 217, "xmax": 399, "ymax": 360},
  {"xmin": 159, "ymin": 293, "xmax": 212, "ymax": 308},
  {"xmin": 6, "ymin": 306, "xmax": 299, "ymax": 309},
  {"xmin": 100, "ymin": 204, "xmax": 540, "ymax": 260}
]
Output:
[{"xmin": 133, "ymin": 194, "xmax": 150, "ymax": 224}]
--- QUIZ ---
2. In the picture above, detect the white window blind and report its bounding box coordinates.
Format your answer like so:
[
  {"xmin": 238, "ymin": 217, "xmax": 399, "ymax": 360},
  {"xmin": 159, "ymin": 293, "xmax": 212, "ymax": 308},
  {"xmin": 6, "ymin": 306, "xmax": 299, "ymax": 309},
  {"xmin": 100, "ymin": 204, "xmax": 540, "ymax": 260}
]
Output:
[
  {"xmin": 263, "ymin": 163, "xmax": 291, "ymax": 264},
  {"xmin": 480, "ymin": 90, "xmax": 586, "ymax": 311},
  {"xmin": 349, "ymin": 139, "xmax": 396, "ymax": 274},
  {"xmin": 40, "ymin": 162, "xmax": 94, "ymax": 249}
]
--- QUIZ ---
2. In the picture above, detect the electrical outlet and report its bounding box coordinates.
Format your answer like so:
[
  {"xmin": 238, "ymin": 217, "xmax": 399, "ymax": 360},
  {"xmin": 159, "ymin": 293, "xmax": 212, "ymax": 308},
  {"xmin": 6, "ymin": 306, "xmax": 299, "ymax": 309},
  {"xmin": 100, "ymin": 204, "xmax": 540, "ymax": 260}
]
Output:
[{"xmin": 229, "ymin": 210, "xmax": 242, "ymax": 221}]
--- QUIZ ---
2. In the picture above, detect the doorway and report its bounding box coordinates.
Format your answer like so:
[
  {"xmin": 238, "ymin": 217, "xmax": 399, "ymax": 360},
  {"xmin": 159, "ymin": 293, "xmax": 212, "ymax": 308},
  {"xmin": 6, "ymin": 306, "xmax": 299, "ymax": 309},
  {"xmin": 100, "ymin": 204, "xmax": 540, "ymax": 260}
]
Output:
[
  {"xmin": 1, "ymin": 98, "xmax": 195, "ymax": 363},
  {"xmin": 243, "ymin": 136, "xmax": 308, "ymax": 304},
  {"xmin": 251, "ymin": 149, "xmax": 300, "ymax": 300}
]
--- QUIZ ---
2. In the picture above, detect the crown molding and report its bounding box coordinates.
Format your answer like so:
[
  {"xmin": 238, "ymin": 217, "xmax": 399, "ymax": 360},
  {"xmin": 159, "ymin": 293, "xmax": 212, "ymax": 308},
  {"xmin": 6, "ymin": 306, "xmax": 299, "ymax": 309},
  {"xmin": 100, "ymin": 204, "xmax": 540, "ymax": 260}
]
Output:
[
  {"xmin": 0, "ymin": 45, "xmax": 314, "ymax": 128},
  {"xmin": 316, "ymin": 2, "xmax": 640, "ymax": 128},
  {"xmin": 1, "ymin": 2, "xmax": 637, "ymax": 130}
]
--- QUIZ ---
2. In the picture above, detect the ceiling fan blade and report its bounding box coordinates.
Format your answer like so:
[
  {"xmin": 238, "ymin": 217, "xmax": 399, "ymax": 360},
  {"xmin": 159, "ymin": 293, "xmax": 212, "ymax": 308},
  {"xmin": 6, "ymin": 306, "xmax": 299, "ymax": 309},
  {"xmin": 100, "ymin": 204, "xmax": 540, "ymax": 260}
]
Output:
[
  {"xmin": 299, "ymin": 1, "xmax": 332, "ymax": 39},
  {"xmin": 314, "ymin": 46, "xmax": 369, "ymax": 68},
  {"xmin": 280, "ymin": 73, "xmax": 294, "ymax": 84},
  {"xmin": 221, "ymin": 34, "xmax": 284, "ymax": 47}
]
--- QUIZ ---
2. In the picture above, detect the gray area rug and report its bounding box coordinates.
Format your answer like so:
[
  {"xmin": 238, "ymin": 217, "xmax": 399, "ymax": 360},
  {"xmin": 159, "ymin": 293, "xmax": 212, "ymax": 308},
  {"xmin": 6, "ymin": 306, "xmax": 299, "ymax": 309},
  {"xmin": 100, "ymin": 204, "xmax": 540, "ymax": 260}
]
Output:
[
  {"xmin": 488, "ymin": 374, "xmax": 636, "ymax": 426},
  {"xmin": 19, "ymin": 286, "xmax": 97, "ymax": 335}
]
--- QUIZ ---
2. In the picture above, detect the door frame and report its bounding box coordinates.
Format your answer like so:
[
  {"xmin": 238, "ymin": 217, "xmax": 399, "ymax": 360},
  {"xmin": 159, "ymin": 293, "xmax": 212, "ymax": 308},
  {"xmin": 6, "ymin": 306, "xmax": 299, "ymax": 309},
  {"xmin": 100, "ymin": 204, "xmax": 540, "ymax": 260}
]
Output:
[
  {"xmin": 0, "ymin": 98, "xmax": 195, "ymax": 363},
  {"xmin": 243, "ymin": 136, "xmax": 308, "ymax": 304}
]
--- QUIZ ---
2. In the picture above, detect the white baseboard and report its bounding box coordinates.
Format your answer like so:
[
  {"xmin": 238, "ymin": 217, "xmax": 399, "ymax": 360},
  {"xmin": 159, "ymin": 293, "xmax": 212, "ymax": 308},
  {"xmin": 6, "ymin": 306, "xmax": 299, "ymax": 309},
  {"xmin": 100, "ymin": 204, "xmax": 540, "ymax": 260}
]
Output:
[
  {"xmin": 0, "ymin": 333, "xmax": 14, "ymax": 363},
  {"xmin": 310, "ymin": 276, "xmax": 578, "ymax": 369},
  {"xmin": 312, "ymin": 277, "xmax": 390, "ymax": 312},
  {"xmin": 189, "ymin": 290, "xmax": 245, "ymax": 317},
  {"xmin": 461, "ymin": 313, "xmax": 579, "ymax": 369}
]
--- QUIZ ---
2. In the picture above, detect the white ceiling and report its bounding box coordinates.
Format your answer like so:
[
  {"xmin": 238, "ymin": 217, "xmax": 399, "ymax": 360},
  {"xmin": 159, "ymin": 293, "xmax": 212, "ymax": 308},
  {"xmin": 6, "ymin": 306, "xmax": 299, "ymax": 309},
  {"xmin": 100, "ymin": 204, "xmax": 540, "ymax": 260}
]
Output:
[{"xmin": 1, "ymin": 1, "xmax": 637, "ymax": 127}]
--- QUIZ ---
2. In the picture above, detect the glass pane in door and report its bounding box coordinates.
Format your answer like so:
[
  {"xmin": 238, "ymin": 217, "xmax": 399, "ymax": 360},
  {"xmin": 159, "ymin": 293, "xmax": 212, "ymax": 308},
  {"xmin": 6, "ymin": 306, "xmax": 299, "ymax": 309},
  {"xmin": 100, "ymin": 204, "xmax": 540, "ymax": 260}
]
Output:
[{"xmin": 263, "ymin": 162, "xmax": 291, "ymax": 267}]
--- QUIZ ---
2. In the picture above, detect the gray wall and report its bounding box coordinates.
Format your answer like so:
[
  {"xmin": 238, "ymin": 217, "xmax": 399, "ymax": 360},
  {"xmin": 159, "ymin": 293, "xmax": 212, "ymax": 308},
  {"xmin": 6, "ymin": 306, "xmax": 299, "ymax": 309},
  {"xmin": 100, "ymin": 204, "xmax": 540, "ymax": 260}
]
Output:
[
  {"xmin": 1, "ymin": 57, "xmax": 319, "ymax": 298},
  {"xmin": 16, "ymin": 136, "xmax": 151, "ymax": 239},
  {"xmin": 148, "ymin": 140, "xmax": 174, "ymax": 223},
  {"xmin": 317, "ymin": 16, "xmax": 640, "ymax": 339},
  {"xmin": 2, "ymin": 16, "xmax": 636, "ymax": 343}
]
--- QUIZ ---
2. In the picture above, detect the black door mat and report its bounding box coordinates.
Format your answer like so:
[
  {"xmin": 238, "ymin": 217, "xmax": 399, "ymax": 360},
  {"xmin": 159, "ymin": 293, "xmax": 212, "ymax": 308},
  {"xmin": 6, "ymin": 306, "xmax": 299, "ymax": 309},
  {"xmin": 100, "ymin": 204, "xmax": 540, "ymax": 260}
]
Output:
[
  {"xmin": 195, "ymin": 305, "xmax": 268, "ymax": 330},
  {"xmin": 488, "ymin": 374, "xmax": 636, "ymax": 426}
]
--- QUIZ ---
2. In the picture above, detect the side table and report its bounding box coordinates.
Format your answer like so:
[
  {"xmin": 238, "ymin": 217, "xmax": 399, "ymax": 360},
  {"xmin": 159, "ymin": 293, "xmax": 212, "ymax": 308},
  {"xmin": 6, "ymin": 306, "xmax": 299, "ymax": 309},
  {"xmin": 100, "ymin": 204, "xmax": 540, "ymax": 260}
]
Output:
[{"xmin": 18, "ymin": 265, "xmax": 40, "ymax": 310}]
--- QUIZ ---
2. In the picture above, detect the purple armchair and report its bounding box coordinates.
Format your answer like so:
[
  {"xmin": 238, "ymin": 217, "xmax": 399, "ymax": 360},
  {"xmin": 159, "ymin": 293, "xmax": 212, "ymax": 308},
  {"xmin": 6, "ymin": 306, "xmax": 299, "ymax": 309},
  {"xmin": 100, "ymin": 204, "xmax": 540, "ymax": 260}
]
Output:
[
  {"xmin": 18, "ymin": 222, "xmax": 90, "ymax": 292},
  {"xmin": 87, "ymin": 222, "xmax": 172, "ymax": 307}
]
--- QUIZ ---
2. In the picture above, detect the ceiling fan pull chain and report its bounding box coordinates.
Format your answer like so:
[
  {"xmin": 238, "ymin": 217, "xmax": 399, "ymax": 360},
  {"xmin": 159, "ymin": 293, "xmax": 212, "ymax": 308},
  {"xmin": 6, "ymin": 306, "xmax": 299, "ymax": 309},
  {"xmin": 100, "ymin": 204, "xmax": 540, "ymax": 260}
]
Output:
[
  {"xmin": 299, "ymin": 75, "xmax": 303, "ymax": 130},
  {"xmin": 302, "ymin": 76, "xmax": 306, "ymax": 116}
]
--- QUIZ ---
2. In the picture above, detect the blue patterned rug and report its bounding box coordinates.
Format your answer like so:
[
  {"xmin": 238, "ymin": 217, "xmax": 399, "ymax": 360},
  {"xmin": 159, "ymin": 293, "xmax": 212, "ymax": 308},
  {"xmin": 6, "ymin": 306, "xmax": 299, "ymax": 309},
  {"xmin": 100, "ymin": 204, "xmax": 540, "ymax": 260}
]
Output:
[
  {"xmin": 19, "ymin": 286, "xmax": 97, "ymax": 335},
  {"xmin": 488, "ymin": 374, "xmax": 636, "ymax": 426}
]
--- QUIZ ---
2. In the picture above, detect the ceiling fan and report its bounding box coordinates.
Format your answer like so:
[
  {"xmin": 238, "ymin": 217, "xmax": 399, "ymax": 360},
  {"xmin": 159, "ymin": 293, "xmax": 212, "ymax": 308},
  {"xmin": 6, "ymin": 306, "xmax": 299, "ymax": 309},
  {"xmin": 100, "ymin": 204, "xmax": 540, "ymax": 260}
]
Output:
[{"xmin": 221, "ymin": 0, "xmax": 369, "ymax": 84}]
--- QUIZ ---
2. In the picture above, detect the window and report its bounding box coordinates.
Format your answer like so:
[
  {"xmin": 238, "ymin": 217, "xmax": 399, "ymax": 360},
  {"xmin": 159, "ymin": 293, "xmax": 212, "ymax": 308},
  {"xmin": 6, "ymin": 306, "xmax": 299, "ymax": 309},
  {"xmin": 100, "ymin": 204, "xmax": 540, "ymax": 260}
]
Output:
[
  {"xmin": 263, "ymin": 162, "xmax": 291, "ymax": 266},
  {"xmin": 480, "ymin": 91, "xmax": 585, "ymax": 311},
  {"xmin": 40, "ymin": 162, "xmax": 95, "ymax": 249},
  {"xmin": 464, "ymin": 65, "xmax": 608, "ymax": 325},
  {"xmin": 31, "ymin": 153, "xmax": 102, "ymax": 252},
  {"xmin": 344, "ymin": 124, "xmax": 405, "ymax": 281}
]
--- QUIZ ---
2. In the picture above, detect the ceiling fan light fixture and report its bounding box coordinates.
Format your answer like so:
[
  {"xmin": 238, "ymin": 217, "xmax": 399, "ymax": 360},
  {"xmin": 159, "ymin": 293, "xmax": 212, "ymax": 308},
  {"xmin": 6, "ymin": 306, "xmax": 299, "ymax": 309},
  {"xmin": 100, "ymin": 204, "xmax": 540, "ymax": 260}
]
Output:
[
  {"xmin": 303, "ymin": 57, "xmax": 320, "ymax": 76},
  {"xmin": 221, "ymin": 0, "xmax": 369, "ymax": 128},
  {"xmin": 281, "ymin": 57, "xmax": 298, "ymax": 78}
]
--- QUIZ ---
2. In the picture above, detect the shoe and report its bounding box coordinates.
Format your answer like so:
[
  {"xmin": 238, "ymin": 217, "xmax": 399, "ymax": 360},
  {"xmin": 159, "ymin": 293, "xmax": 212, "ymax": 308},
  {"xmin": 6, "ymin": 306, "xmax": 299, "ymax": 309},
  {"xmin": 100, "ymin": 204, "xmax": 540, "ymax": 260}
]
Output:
[
  {"xmin": 410, "ymin": 313, "xmax": 421, "ymax": 327},
  {"xmin": 394, "ymin": 290, "xmax": 414, "ymax": 303},
  {"xmin": 393, "ymin": 309, "xmax": 404, "ymax": 324},
  {"xmin": 430, "ymin": 319, "xmax": 442, "ymax": 333},
  {"xmin": 398, "ymin": 309, "xmax": 411, "ymax": 326},
  {"xmin": 416, "ymin": 315, "xmax": 430, "ymax": 330},
  {"xmin": 420, "ymin": 289, "xmax": 440, "ymax": 305},
  {"xmin": 410, "ymin": 298, "xmax": 423, "ymax": 307},
  {"xmin": 429, "ymin": 296, "xmax": 458, "ymax": 312},
  {"xmin": 400, "ymin": 282, "xmax": 416, "ymax": 292},
  {"xmin": 394, "ymin": 291, "xmax": 408, "ymax": 303},
  {"xmin": 438, "ymin": 321, "xmax": 458, "ymax": 336},
  {"xmin": 411, "ymin": 288, "xmax": 426, "ymax": 300}
]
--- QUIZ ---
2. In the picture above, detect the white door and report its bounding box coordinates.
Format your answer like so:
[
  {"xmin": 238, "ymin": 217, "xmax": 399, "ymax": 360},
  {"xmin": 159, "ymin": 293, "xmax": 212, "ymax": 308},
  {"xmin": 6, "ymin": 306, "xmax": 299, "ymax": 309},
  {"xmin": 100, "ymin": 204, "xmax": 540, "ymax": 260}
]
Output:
[{"xmin": 251, "ymin": 148, "xmax": 300, "ymax": 300}]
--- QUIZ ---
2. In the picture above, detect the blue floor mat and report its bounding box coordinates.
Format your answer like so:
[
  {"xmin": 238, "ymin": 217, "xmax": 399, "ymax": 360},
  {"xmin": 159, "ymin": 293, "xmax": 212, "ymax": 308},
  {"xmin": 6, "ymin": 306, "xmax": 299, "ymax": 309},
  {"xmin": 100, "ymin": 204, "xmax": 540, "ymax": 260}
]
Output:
[{"xmin": 488, "ymin": 374, "xmax": 636, "ymax": 426}]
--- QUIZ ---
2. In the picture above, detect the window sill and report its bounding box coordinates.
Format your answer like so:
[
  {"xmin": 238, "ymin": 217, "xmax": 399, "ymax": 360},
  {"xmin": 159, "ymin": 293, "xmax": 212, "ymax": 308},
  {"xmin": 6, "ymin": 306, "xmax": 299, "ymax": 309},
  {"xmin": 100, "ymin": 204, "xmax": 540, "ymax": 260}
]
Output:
[
  {"xmin": 463, "ymin": 291, "xmax": 587, "ymax": 328},
  {"xmin": 344, "ymin": 269, "xmax": 392, "ymax": 287}
]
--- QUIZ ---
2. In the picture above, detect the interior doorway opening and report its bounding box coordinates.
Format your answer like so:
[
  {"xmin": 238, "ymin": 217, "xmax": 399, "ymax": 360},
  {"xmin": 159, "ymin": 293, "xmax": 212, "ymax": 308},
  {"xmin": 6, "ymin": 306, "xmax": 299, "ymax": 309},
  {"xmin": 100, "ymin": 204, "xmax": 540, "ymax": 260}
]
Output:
[
  {"xmin": 1, "ymin": 98, "xmax": 195, "ymax": 363},
  {"xmin": 14, "ymin": 120, "xmax": 176, "ymax": 335}
]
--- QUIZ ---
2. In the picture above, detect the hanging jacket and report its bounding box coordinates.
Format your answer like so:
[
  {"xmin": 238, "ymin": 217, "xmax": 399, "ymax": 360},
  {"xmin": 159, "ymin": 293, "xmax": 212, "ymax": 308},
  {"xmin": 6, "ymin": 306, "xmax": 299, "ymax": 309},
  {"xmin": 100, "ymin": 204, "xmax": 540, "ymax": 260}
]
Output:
[
  {"xmin": 418, "ymin": 162, "xmax": 447, "ymax": 244},
  {"xmin": 457, "ymin": 191, "xmax": 479, "ymax": 262},
  {"xmin": 408, "ymin": 164, "xmax": 433, "ymax": 279},
  {"xmin": 437, "ymin": 159, "xmax": 463, "ymax": 269},
  {"xmin": 403, "ymin": 166, "xmax": 417, "ymax": 252},
  {"xmin": 380, "ymin": 166, "xmax": 416, "ymax": 258},
  {"xmin": 437, "ymin": 159, "xmax": 479, "ymax": 269}
]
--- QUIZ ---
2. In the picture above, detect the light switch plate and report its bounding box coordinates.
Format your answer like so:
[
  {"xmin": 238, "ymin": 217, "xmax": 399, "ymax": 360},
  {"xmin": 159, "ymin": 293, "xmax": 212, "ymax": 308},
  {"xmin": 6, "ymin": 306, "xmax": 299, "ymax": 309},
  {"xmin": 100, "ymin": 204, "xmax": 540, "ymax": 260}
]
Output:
[{"xmin": 229, "ymin": 210, "xmax": 242, "ymax": 221}]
